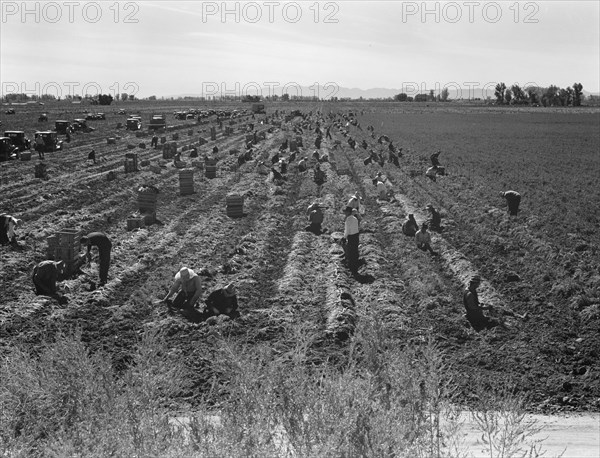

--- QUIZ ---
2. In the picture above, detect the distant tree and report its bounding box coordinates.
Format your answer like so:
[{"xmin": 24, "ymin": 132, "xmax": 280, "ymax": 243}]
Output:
[
  {"xmin": 526, "ymin": 87, "xmax": 539, "ymax": 105},
  {"xmin": 282, "ymin": 93, "xmax": 290, "ymax": 101},
  {"xmin": 542, "ymin": 85, "xmax": 560, "ymax": 107},
  {"xmin": 573, "ymin": 83, "xmax": 583, "ymax": 106},
  {"xmin": 98, "ymin": 94, "xmax": 114, "ymax": 105},
  {"xmin": 148, "ymin": 95, "xmax": 157, "ymax": 101},
  {"xmin": 494, "ymin": 83, "xmax": 506, "ymax": 104},
  {"xmin": 414, "ymin": 94, "xmax": 428, "ymax": 102},
  {"xmin": 441, "ymin": 87, "xmax": 449, "ymax": 101},
  {"xmin": 129, "ymin": 94, "xmax": 135, "ymax": 101},
  {"xmin": 504, "ymin": 89, "xmax": 512, "ymax": 105},
  {"xmin": 510, "ymin": 85, "xmax": 526, "ymax": 104},
  {"xmin": 394, "ymin": 93, "xmax": 408, "ymax": 102},
  {"xmin": 407, "ymin": 96, "xmax": 414, "ymax": 102},
  {"xmin": 121, "ymin": 93, "xmax": 128, "ymax": 102},
  {"xmin": 428, "ymin": 89, "xmax": 435, "ymax": 101}
]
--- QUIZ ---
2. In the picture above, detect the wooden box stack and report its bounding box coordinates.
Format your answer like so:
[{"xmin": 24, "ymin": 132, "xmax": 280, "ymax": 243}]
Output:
[
  {"xmin": 107, "ymin": 137, "xmax": 116, "ymax": 144},
  {"xmin": 172, "ymin": 133, "xmax": 179, "ymax": 140},
  {"xmin": 124, "ymin": 153, "xmax": 138, "ymax": 173},
  {"xmin": 20, "ymin": 151, "xmax": 32, "ymax": 161},
  {"xmin": 210, "ymin": 127, "xmax": 217, "ymax": 140},
  {"xmin": 179, "ymin": 170, "xmax": 195, "ymax": 195},
  {"xmin": 137, "ymin": 187, "xmax": 158, "ymax": 223},
  {"xmin": 289, "ymin": 140, "xmax": 298, "ymax": 152},
  {"xmin": 226, "ymin": 194, "xmax": 244, "ymax": 217},
  {"xmin": 295, "ymin": 135, "xmax": 303, "ymax": 146},
  {"xmin": 47, "ymin": 229, "xmax": 81, "ymax": 268},
  {"xmin": 205, "ymin": 159, "xmax": 217, "ymax": 179},
  {"xmin": 198, "ymin": 137, "xmax": 208, "ymax": 146}
]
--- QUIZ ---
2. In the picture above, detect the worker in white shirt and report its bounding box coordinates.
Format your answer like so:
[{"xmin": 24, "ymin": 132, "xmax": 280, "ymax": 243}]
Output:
[
  {"xmin": 425, "ymin": 165, "xmax": 439, "ymax": 182},
  {"xmin": 343, "ymin": 206, "xmax": 360, "ymax": 272}
]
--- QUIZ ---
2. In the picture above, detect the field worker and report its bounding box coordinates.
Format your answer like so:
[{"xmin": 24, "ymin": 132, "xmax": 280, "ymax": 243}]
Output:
[
  {"xmin": 204, "ymin": 283, "xmax": 239, "ymax": 319},
  {"xmin": 257, "ymin": 161, "xmax": 269, "ymax": 175},
  {"xmin": 88, "ymin": 149, "xmax": 96, "ymax": 164},
  {"xmin": 279, "ymin": 158, "xmax": 288, "ymax": 174},
  {"xmin": 314, "ymin": 163, "xmax": 326, "ymax": 185},
  {"xmin": 376, "ymin": 178, "xmax": 387, "ymax": 200},
  {"xmin": 463, "ymin": 275, "xmax": 500, "ymax": 332},
  {"xmin": 425, "ymin": 165, "xmax": 439, "ymax": 182},
  {"xmin": 163, "ymin": 267, "xmax": 203, "ymax": 310},
  {"xmin": 347, "ymin": 192, "xmax": 363, "ymax": 218},
  {"xmin": 306, "ymin": 201, "xmax": 325, "ymax": 234},
  {"xmin": 298, "ymin": 156, "xmax": 308, "ymax": 172},
  {"xmin": 151, "ymin": 133, "xmax": 159, "ymax": 148},
  {"xmin": 402, "ymin": 214, "xmax": 419, "ymax": 237},
  {"xmin": 80, "ymin": 232, "xmax": 112, "ymax": 286},
  {"xmin": 0, "ymin": 214, "xmax": 23, "ymax": 245},
  {"xmin": 430, "ymin": 151, "xmax": 441, "ymax": 167},
  {"xmin": 326, "ymin": 125, "xmax": 332, "ymax": 139},
  {"xmin": 32, "ymin": 260, "xmax": 65, "ymax": 299},
  {"xmin": 315, "ymin": 135, "xmax": 322, "ymax": 150},
  {"xmin": 415, "ymin": 223, "xmax": 436, "ymax": 254},
  {"xmin": 426, "ymin": 204, "xmax": 442, "ymax": 231},
  {"xmin": 35, "ymin": 135, "xmax": 45, "ymax": 159},
  {"xmin": 212, "ymin": 146, "xmax": 219, "ymax": 154},
  {"xmin": 343, "ymin": 207, "xmax": 360, "ymax": 273},
  {"xmin": 501, "ymin": 190, "xmax": 521, "ymax": 216}
]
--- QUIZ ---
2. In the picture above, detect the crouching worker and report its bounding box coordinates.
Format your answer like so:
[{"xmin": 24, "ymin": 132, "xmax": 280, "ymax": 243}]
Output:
[
  {"xmin": 305, "ymin": 201, "xmax": 324, "ymax": 235},
  {"xmin": 32, "ymin": 260, "xmax": 67, "ymax": 303},
  {"xmin": 203, "ymin": 283, "xmax": 239, "ymax": 319},
  {"xmin": 415, "ymin": 223, "xmax": 437, "ymax": 255},
  {"xmin": 463, "ymin": 275, "xmax": 501, "ymax": 332},
  {"xmin": 402, "ymin": 214, "xmax": 419, "ymax": 237},
  {"xmin": 163, "ymin": 267, "xmax": 203, "ymax": 310},
  {"xmin": 0, "ymin": 214, "xmax": 23, "ymax": 246}
]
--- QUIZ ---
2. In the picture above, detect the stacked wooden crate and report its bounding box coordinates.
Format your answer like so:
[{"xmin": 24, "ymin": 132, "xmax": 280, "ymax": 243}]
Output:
[
  {"xmin": 47, "ymin": 229, "xmax": 82, "ymax": 271},
  {"xmin": 226, "ymin": 194, "xmax": 244, "ymax": 217},
  {"xmin": 205, "ymin": 159, "xmax": 217, "ymax": 179},
  {"xmin": 137, "ymin": 186, "xmax": 158, "ymax": 224},
  {"xmin": 34, "ymin": 163, "xmax": 48, "ymax": 179},
  {"xmin": 210, "ymin": 126, "xmax": 217, "ymax": 140},
  {"xmin": 124, "ymin": 153, "xmax": 138, "ymax": 173},
  {"xmin": 179, "ymin": 169, "xmax": 194, "ymax": 195}
]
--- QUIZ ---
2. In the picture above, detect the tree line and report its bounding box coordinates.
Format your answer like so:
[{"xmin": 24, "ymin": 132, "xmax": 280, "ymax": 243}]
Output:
[{"xmin": 494, "ymin": 82, "xmax": 584, "ymax": 107}]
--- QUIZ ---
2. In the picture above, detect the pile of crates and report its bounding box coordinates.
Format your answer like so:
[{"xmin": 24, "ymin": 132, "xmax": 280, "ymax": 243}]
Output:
[
  {"xmin": 124, "ymin": 153, "xmax": 138, "ymax": 173},
  {"xmin": 205, "ymin": 159, "xmax": 217, "ymax": 179},
  {"xmin": 137, "ymin": 185, "xmax": 159, "ymax": 225},
  {"xmin": 179, "ymin": 169, "xmax": 194, "ymax": 195},
  {"xmin": 226, "ymin": 194, "xmax": 244, "ymax": 218},
  {"xmin": 210, "ymin": 126, "xmax": 217, "ymax": 140},
  {"xmin": 46, "ymin": 229, "xmax": 82, "ymax": 272}
]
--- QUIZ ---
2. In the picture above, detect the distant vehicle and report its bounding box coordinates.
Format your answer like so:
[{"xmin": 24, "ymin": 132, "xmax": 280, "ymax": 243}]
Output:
[
  {"xmin": 55, "ymin": 120, "xmax": 71, "ymax": 134},
  {"xmin": 4, "ymin": 131, "xmax": 31, "ymax": 151},
  {"xmin": 118, "ymin": 109, "xmax": 126, "ymax": 115},
  {"xmin": 186, "ymin": 113, "xmax": 195, "ymax": 120},
  {"xmin": 72, "ymin": 119, "xmax": 94, "ymax": 132},
  {"xmin": 38, "ymin": 113, "xmax": 48, "ymax": 122},
  {"xmin": 252, "ymin": 103, "xmax": 266, "ymax": 114},
  {"xmin": 0, "ymin": 137, "xmax": 19, "ymax": 161},
  {"xmin": 148, "ymin": 114, "xmax": 166, "ymax": 131},
  {"xmin": 86, "ymin": 113, "xmax": 105, "ymax": 120},
  {"xmin": 126, "ymin": 118, "xmax": 142, "ymax": 130},
  {"xmin": 34, "ymin": 131, "xmax": 63, "ymax": 152},
  {"xmin": 175, "ymin": 112, "xmax": 187, "ymax": 120},
  {"xmin": 5, "ymin": 108, "xmax": 16, "ymax": 115}
]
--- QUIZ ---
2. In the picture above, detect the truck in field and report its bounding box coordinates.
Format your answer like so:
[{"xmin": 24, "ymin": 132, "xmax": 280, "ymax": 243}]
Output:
[
  {"xmin": 149, "ymin": 114, "xmax": 166, "ymax": 131},
  {"xmin": 251, "ymin": 103, "xmax": 266, "ymax": 114}
]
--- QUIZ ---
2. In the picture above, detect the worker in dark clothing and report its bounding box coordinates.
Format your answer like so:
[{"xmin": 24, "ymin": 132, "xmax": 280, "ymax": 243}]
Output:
[
  {"xmin": 426, "ymin": 204, "xmax": 442, "ymax": 231},
  {"xmin": 402, "ymin": 214, "xmax": 419, "ymax": 237},
  {"xmin": 204, "ymin": 283, "xmax": 239, "ymax": 319},
  {"xmin": 315, "ymin": 135, "xmax": 322, "ymax": 150},
  {"xmin": 151, "ymin": 133, "xmax": 159, "ymax": 148},
  {"xmin": 88, "ymin": 149, "xmax": 96, "ymax": 164},
  {"xmin": 463, "ymin": 275, "xmax": 500, "ymax": 332},
  {"xmin": 430, "ymin": 151, "xmax": 441, "ymax": 167},
  {"xmin": 305, "ymin": 201, "xmax": 324, "ymax": 234},
  {"xmin": 501, "ymin": 190, "xmax": 521, "ymax": 216},
  {"xmin": 80, "ymin": 232, "xmax": 112, "ymax": 286},
  {"xmin": 0, "ymin": 214, "xmax": 22, "ymax": 245},
  {"xmin": 343, "ymin": 206, "xmax": 360, "ymax": 273},
  {"xmin": 32, "ymin": 260, "xmax": 65, "ymax": 299}
]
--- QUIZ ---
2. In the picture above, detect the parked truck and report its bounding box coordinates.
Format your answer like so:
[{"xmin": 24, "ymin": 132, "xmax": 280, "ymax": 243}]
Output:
[{"xmin": 148, "ymin": 114, "xmax": 166, "ymax": 131}]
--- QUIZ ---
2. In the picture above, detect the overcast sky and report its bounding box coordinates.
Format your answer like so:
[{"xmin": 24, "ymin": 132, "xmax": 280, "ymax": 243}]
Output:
[{"xmin": 1, "ymin": 1, "xmax": 599, "ymax": 98}]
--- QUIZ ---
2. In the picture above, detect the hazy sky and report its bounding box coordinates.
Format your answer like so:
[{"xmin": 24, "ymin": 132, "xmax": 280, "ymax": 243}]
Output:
[{"xmin": 1, "ymin": 1, "xmax": 599, "ymax": 98}]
